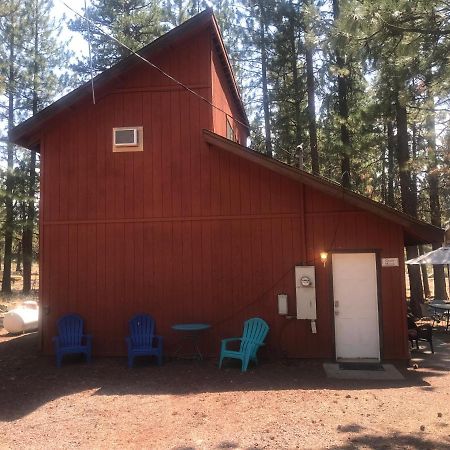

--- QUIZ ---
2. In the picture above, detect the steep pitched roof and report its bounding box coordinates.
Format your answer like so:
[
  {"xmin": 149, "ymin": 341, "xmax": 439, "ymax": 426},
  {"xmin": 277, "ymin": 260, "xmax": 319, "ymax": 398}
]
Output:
[
  {"xmin": 203, "ymin": 129, "xmax": 444, "ymax": 246},
  {"xmin": 10, "ymin": 9, "xmax": 248, "ymax": 149}
]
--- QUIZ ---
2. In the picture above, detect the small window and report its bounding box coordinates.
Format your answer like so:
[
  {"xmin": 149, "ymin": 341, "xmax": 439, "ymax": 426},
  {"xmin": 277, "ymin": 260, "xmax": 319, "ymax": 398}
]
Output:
[
  {"xmin": 226, "ymin": 118, "xmax": 236, "ymax": 142},
  {"xmin": 115, "ymin": 128, "xmax": 138, "ymax": 146},
  {"xmin": 113, "ymin": 126, "xmax": 143, "ymax": 152}
]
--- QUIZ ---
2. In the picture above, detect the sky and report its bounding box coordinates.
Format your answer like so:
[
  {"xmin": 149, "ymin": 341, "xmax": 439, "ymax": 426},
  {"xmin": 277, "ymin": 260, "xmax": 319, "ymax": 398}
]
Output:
[{"xmin": 53, "ymin": 0, "xmax": 90, "ymax": 60}]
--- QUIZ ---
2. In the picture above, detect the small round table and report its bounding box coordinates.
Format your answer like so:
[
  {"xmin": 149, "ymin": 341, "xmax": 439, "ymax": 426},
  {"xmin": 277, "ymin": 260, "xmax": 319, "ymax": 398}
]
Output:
[{"xmin": 171, "ymin": 323, "xmax": 211, "ymax": 360}]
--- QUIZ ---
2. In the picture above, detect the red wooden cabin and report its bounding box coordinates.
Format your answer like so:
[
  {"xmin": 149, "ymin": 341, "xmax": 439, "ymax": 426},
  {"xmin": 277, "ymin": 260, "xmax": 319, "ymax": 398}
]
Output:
[{"xmin": 10, "ymin": 10, "xmax": 443, "ymax": 361}]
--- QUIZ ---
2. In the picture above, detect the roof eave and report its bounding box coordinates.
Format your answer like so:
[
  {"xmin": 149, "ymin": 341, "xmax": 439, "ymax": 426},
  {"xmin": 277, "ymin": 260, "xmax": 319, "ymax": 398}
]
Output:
[{"xmin": 203, "ymin": 129, "xmax": 444, "ymax": 246}]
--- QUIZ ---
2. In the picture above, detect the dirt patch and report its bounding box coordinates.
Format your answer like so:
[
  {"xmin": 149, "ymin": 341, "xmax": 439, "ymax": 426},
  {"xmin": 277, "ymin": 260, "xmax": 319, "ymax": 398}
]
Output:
[
  {"xmin": 0, "ymin": 276, "xmax": 39, "ymax": 329},
  {"xmin": 0, "ymin": 263, "xmax": 39, "ymax": 290},
  {"xmin": 0, "ymin": 330, "xmax": 449, "ymax": 449},
  {"xmin": 0, "ymin": 264, "xmax": 39, "ymax": 314}
]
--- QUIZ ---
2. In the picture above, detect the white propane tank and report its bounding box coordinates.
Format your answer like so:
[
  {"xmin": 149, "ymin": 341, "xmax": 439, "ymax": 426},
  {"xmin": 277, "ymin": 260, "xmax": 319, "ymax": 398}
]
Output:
[{"xmin": 3, "ymin": 301, "xmax": 38, "ymax": 334}]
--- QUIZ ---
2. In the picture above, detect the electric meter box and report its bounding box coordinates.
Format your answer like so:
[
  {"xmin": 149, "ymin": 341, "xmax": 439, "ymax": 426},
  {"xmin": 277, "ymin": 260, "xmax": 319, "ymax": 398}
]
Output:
[{"xmin": 295, "ymin": 265, "xmax": 317, "ymax": 320}]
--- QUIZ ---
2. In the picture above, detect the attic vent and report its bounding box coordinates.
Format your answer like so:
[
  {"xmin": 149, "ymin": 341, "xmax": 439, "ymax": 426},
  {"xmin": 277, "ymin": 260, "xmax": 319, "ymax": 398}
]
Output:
[{"xmin": 113, "ymin": 127, "xmax": 143, "ymax": 152}]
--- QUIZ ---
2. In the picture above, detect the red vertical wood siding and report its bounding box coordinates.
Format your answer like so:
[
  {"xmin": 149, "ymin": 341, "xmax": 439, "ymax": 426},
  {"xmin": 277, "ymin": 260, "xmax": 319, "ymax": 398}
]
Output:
[
  {"xmin": 211, "ymin": 47, "xmax": 248, "ymax": 144},
  {"xmin": 39, "ymin": 26, "xmax": 408, "ymax": 359}
]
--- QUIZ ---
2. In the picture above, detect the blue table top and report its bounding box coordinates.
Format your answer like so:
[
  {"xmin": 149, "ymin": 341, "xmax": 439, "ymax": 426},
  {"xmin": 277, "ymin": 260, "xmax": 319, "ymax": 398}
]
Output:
[{"xmin": 171, "ymin": 323, "xmax": 211, "ymax": 331}]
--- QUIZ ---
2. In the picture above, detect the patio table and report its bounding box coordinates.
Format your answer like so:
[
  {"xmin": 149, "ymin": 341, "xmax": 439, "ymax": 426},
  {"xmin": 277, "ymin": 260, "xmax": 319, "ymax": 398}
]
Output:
[
  {"xmin": 430, "ymin": 301, "xmax": 450, "ymax": 332},
  {"xmin": 171, "ymin": 323, "xmax": 211, "ymax": 360}
]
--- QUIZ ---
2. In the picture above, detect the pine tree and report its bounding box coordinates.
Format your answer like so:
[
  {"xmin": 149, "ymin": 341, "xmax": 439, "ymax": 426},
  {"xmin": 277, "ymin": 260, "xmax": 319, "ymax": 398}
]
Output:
[
  {"xmin": 303, "ymin": 0, "xmax": 320, "ymax": 174},
  {"xmin": 248, "ymin": 0, "xmax": 274, "ymax": 157},
  {"xmin": 332, "ymin": 0, "xmax": 352, "ymax": 188},
  {"xmin": 345, "ymin": 0, "xmax": 450, "ymax": 311},
  {"xmin": 19, "ymin": 0, "xmax": 71, "ymax": 293},
  {"xmin": 70, "ymin": 0, "xmax": 167, "ymax": 76},
  {"xmin": 163, "ymin": 0, "xmax": 206, "ymax": 26},
  {"xmin": 0, "ymin": 0, "xmax": 27, "ymax": 293},
  {"xmin": 0, "ymin": 0, "xmax": 71, "ymax": 293}
]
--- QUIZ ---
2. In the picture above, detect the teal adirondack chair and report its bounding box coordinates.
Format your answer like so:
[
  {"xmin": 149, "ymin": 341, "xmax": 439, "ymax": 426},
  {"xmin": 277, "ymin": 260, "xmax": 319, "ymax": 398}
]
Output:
[{"xmin": 219, "ymin": 318, "xmax": 269, "ymax": 372}]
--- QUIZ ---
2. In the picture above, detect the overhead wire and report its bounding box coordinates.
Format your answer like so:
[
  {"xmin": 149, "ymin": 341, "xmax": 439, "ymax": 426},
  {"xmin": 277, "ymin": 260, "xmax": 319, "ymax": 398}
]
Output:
[{"xmin": 62, "ymin": 1, "xmax": 250, "ymax": 131}]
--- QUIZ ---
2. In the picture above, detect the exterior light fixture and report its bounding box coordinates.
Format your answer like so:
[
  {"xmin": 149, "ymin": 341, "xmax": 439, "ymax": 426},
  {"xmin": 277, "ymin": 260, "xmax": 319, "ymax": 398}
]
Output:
[{"xmin": 320, "ymin": 252, "xmax": 328, "ymax": 267}]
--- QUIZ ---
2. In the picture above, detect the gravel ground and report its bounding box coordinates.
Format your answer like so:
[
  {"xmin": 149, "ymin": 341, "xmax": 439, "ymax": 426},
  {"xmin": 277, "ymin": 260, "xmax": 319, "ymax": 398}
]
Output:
[{"xmin": 0, "ymin": 329, "xmax": 449, "ymax": 450}]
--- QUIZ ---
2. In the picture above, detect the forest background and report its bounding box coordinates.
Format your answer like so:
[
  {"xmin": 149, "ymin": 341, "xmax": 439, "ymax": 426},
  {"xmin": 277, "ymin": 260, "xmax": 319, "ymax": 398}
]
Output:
[{"xmin": 0, "ymin": 0, "xmax": 449, "ymax": 316}]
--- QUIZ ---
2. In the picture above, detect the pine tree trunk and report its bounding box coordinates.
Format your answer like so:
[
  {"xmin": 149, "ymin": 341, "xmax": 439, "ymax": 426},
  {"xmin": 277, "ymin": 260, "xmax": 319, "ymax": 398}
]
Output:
[
  {"xmin": 288, "ymin": 10, "xmax": 303, "ymax": 168},
  {"xmin": 430, "ymin": 249, "xmax": 447, "ymax": 300},
  {"xmin": 406, "ymin": 246, "xmax": 424, "ymax": 317},
  {"xmin": 15, "ymin": 239, "xmax": 22, "ymax": 272},
  {"xmin": 395, "ymin": 95, "xmax": 415, "ymax": 216},
  {"xmin": 386, "ymin": 121, "xmax": 395, "ymax": 207},
  {"xmin": 421, "ymin": 265, "xmax": 430, "ymax": 299},
  {"xmin": 305, "ymin": 44, "xmax": 319, "ymax": 175},
  {"xmin": 395, "ymin": 91, "xmax": 423, "ymax": 316},
  {"xmin": 381, "ymin": 125, "xmax": 387, "ymax": 203},
  {"xmin": 332, "ymin": 0, "xmax": 351, "ymax": 187},
  {"xmin": 2, "ymin": 141, "xmax": 14, "ymax": 294},
  {"xmin": 302, "ymin": 0, "xmax": 319, "ymax": 173},
  {"xmin": 23, "ymin": 0, "xmax": 38, "ymax": 294},
  {"xmin": 425, "ymin": 79, "xmax": 448, "ymax": 300},
  {"xmin": 258, "ymin": 1, "xmax": 272, "ymax": 157},
  {"xmin": 411, "ymin": 123, "xmax": 418, "ymax": 204},
  {"xmin": 22, "ymin": 149, "xmax": 36, "ymax": 294},
  {"xmin": 2, "ymin": 13, "xmax": 16, "ymax": 294},
  {"xmin": 419, "ymin": 245, "xmax": 431, "ymax": 298}
]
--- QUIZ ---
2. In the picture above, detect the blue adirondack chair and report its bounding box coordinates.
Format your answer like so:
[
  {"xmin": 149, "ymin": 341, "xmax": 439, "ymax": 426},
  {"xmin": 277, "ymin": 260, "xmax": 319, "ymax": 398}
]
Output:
[
  {"xmin": 53, "ymin": 314, "xmax": 93, "ymax": 368},
  {"xmin": 126, "ymin": 314, "xmax": 163, "ymax": 367},
  {"xmin": 219, "ymin": 318, "xmax": 269, "ymax": 372}
]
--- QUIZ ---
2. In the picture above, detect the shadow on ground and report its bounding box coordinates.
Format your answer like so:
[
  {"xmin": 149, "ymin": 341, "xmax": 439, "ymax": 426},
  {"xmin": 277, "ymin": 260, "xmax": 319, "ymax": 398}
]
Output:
[
  {"xmin": 170, "ymin": 430, "xmax": 450, "ymax": 450},
  {"xmin": 208, "ymin": 424, "xmax": 450, "ymax": 449},
  {"xmin": 0, "ymin": 331, "xmax": 449, "ymax": 423},
  {"xmin": 329, "ymin": 428, "xmax": 450, "ymax": 449}
]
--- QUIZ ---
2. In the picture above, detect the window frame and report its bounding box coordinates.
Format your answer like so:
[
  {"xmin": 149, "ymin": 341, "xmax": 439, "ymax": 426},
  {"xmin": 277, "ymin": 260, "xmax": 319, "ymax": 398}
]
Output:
[
  {"xmin": 112, "ymin": 126, "xmax": 144, "ymax": 153},
  {"xmin": 226, "ymin": 117, "xmax": 236, "ymax": 142}
]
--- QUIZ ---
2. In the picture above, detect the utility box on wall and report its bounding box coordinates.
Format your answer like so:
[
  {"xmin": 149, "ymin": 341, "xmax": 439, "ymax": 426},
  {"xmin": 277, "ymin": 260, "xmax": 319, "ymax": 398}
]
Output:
[{"xmin": 295, "ymin": 266, "xmax": 317, "ymax": 320}]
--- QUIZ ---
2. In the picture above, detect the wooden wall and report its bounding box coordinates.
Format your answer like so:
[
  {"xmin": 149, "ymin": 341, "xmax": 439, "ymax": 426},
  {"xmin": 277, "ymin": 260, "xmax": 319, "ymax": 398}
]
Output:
[
  {"xmin": 211, "ymin": 47, "xmax": 248, "ymax": 144},
  {"xmin": 39, "ymin": 25, "xmax": 409, "ymax": 360},
  {"xmin": 303, "ymin": 187, "xmax": 408, "ymax": 359}
]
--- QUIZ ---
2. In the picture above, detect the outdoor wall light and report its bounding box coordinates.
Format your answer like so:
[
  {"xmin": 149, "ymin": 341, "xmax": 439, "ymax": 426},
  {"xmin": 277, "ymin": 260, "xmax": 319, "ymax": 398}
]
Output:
[{"xmin": 320, "ymin": 252, "xmax": 328, "ymax": 267}]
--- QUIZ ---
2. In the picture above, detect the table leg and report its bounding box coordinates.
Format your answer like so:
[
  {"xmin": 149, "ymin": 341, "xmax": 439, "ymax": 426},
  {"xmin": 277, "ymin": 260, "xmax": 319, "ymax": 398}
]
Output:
[{"xmin": 173, "ymin": 332, "xmax": 204, "ymax": 360}]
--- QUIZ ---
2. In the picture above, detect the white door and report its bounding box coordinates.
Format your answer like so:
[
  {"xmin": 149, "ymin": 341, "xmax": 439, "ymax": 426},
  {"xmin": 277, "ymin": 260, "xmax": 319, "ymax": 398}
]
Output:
[{"xmin": 332, "ymin": 253, "xmax": 380, "ymax": 361}]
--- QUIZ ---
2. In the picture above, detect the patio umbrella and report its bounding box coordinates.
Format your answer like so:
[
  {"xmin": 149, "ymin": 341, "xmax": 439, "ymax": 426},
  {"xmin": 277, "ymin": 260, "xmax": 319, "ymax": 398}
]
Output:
[{"xmin": 405, "ymin": 246, "xmax": 450, "ymax": 265}]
